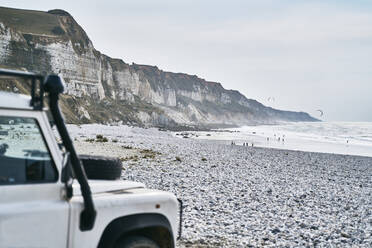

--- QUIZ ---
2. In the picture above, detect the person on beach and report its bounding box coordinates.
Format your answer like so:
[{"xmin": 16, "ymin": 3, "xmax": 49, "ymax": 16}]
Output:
[{"xmin": 0, "ymin": 143, "xmax": 8, "ymax": 155}]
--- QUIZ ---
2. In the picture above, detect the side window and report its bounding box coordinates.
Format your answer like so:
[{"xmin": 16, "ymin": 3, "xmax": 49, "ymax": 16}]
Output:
[{"xmin": 0, "ymin": 116, "xmax": 57, "ymax": 185}]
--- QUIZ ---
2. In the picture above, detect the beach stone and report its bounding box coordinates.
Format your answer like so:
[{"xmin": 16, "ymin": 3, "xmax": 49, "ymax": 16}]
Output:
[{"xmin": 68, "ymin": 124, "xmax": 372, "ymax": 248}]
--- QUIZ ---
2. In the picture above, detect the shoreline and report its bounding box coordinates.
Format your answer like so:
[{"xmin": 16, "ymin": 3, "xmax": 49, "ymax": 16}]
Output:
[
  {"xmin": 175, "ymin": 122, "xmax": 372, "ymax": 158},
  {"xmin": 69, "ymin": 124, "xmax": 372, "ymax": 247}
]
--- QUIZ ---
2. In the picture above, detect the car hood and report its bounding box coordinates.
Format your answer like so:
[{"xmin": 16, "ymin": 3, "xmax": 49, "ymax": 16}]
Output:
[{"xmin": 72, "ymin": 180, "xmax": 145, "ymax": 196}]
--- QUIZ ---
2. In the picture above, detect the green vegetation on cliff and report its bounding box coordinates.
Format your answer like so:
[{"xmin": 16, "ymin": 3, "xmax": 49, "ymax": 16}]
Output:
[{"xmin": 0, "ymin": 7, "xmax": 61, "ymax": 36}]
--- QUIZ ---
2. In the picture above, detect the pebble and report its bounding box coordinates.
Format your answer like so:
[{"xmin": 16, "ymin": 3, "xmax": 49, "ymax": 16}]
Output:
[{"xmin": 69, "ymin": 124, "xmax": 372, "ymax": 248}]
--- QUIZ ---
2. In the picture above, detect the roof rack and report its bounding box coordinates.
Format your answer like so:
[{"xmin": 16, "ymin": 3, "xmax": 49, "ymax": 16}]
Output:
[{"xmin": 0, "ymin": 69, "xmax": 45, "ymax": 110}]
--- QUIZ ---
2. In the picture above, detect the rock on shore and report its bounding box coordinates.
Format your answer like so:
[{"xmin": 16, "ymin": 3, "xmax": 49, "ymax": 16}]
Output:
[{"xmin": 69, "ymin": 124, "xmax": 372, "ymax": 247}]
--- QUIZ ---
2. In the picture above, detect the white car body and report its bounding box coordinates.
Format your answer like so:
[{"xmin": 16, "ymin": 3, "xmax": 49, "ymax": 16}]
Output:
[{"xmin": 0, "ymin": 92, "xmax": 179, "ymax": 248}]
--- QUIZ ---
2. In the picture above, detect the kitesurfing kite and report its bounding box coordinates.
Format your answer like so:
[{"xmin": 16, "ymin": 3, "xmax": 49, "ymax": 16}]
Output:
[{"xmin": 317, "ymin": 109, "xmax": 324, "ymax": 117}]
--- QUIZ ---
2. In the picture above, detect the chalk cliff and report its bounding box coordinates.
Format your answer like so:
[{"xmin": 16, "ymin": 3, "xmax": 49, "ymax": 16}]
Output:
[{"xmin": 0, "ymin": 7, "xmax": 318, "ymax": 127}]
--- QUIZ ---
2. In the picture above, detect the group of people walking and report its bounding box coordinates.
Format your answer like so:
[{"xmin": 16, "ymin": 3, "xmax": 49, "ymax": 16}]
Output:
[{"xmin": 231, "ymin": 141, "xmax": 254, "ymax": 147}]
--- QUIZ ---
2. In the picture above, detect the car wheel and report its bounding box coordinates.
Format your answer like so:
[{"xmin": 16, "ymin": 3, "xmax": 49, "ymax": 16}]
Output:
[{"xmin": 115, "ymin": 236, "xmax": 160, "ymax": 248}]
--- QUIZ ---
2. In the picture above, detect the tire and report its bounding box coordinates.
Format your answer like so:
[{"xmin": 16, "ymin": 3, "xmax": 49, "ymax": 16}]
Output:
[
  {"xmin": 115, "ymin": 236, "xmax": 160, "ymax": 248},
  {"xmin": 79, "ymin": 155, "xmax": 122, "ymax": 180}
]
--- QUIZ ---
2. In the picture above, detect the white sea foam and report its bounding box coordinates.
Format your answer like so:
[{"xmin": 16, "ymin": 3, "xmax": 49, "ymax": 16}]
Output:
[{"xmin": 190, "ymin": 122, "xmax": 372, "ymax": 157}]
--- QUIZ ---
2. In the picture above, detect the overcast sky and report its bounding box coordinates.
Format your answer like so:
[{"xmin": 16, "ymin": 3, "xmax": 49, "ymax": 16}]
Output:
[{"xmin": 1, "ymin": 0, "xmax": 372, "ymax": 121}]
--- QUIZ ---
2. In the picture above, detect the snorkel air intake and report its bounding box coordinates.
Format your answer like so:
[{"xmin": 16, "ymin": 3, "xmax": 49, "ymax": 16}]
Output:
[{"xmin": 44, "ymin": 74, "xmax": 96, "ymax": 231}]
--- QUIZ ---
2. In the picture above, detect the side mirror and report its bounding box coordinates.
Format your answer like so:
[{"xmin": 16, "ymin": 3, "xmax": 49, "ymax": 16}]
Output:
[{"xmin": 61, "ymin": 152, "xmax": 73, "ymax": 199}]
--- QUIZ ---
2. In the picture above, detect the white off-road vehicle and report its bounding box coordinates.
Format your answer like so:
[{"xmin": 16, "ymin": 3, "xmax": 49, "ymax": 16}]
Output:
[{"xmin": 0, "ymin": 69, "xmax": 182, "ymax": 248}]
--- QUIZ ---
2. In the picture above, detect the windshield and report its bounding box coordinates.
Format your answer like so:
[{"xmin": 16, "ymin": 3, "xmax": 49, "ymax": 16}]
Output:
[
  {"xmin": 0, "ymin": 117, "xmax": 47, "ymax": 157},
  {"xmin": 0, "ymin": 116, "xmax": 57, "ymax": 184}
]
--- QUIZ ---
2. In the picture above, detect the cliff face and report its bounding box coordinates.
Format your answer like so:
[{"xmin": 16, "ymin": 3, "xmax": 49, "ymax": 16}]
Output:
[{"xmin": 0, "ymin": 7, "xmax": 318, "ymax": 127}]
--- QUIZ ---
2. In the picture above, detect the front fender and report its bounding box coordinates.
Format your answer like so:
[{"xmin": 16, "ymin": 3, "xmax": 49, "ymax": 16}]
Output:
[
  {"xmin": 97, "ymin": 213, "xmax": 173, "ymax": 248},
  {"xmin": 68, "ymin": 188, "xmax": 179, "ymax": 247}
]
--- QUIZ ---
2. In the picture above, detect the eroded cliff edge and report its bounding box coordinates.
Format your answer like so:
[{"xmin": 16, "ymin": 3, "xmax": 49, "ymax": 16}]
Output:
[{"xmin": 0, "ymin": 7, "xmax": 318, "ymax": 127}]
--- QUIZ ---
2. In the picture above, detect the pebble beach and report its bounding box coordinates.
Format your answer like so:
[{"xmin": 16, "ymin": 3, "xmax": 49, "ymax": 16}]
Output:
[{"xmin": 69, "ymin": 124, "xmax": 372, "ymax": 247}]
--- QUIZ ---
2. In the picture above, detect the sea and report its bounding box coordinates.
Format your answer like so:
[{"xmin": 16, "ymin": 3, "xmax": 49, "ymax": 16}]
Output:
[{"xmin": 193, "ymin": 122, "xmax": 372, "ymax": 157}]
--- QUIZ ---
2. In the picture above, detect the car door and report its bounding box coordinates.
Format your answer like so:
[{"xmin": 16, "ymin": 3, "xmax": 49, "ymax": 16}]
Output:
[{"xmin": 0, "ymin": 109, "xmax": 69, "ymax": 248}]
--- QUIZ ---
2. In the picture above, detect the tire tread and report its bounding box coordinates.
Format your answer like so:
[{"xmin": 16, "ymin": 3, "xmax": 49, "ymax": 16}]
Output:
[{"xmin": 79, "ymin": 154, "xmax": 122, "ymax": 180}]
